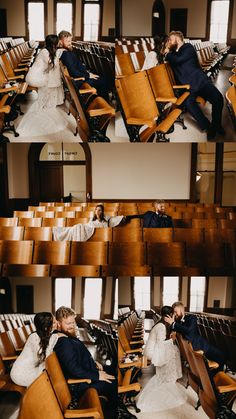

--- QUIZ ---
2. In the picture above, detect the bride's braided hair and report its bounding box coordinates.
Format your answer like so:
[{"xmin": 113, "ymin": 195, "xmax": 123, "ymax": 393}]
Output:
[
  {"xmin": 45, "ymin": 34, "xmax": 59, "ymax": 68},
  {"xmin": 34, "ymin": 312, "xmax": 53, "ymax": 365}
]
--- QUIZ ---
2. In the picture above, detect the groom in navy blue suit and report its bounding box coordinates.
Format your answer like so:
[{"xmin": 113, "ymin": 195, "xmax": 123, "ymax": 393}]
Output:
[
  {"xmin": 165, "ymin": 31, "xmax": 224, "ymax": 140},
  {"xmin": 164, "ymin": 301, "xmax": 225, "ymax": 371},
  {"xmin": 58, "ymin": 31, "xmax": 109, "ymax": 102}
]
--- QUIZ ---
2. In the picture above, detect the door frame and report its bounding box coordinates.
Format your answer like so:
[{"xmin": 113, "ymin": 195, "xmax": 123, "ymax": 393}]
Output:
[{"xmin": 28, "ymin": 143, "xmax": 92, "ymax": 204}]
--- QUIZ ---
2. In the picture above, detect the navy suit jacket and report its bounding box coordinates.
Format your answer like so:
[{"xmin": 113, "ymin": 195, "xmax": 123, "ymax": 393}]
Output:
[
  {"xmin": 166, "ymin": 43, "xmax": 209, "ymax": 93},
  {"xmin": 142, "ymin": 211, "xmax": 173, "ymax": 228},
  {"xmin": 54, "ymin": 336, "xmax": 99, "ymax": 381},
  {"xmin": 173, "ymin": 314, "xmax": 209, "ymax": 352},
  {"xmin": 60, "ymin": 50, "xmax": 90, "ymax": 85}
]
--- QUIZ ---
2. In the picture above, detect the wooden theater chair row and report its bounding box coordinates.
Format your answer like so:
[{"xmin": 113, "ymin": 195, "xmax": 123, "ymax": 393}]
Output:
[
  {"xmin": 0, "ymin": 354, "xmax": 26, "ymax": 395},
  {"xmin": 116, "ymin": 71, "xmax": 182, "ymax": 142},
  {"xmin": 18, "ymin": 372, "xmax": 104, "ymax": 419},
  {"xmin": 226, "ymin": 85, "xmax": 236, "ymax": 131},
  {"xmin": 61, "ymin": 64, "xmax": 114, "ymax": 142},
  {"xmin": 191, "ymin": 347, "xmax": 236, "ymax": 418}
]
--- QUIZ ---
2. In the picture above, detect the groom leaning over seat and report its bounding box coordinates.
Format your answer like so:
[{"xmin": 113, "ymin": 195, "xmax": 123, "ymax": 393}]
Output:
[
  {"xmin": 126, "ymin": 199, "xmax": 173, "ymax": 228},
  {"xmin": 164, "ymin": 301, "xmax": 226, "ymax": 371},
  {"xmin": 58, "ymin": 30, "xmax": 109, "ymax": 102}
]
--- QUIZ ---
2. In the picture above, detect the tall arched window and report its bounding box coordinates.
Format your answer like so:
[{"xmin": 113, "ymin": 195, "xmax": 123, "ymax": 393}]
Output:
[
  {"xmin": 162, "ymin": 277, "xmax": 179, "ymax": 306},
  {"xmin": 54, "ymin": 0, "xmax": 75, "ymax": 35},
  {"xmin": 82, "ymin": 0, "xmax": 103, "ymax": 41},
  {"xmin": 25, "ymin": 0, "xmax": 47, "ymax": 41},
  {"xmin": 189, "ymin": 277, "xmax": 206, "ymax": 312},
  {"xmin": 134, "ymin": 277, "xmax": 150, "ymax": 311},
  {"xmin": 83, "ymin": 278, "xmax": 103, "ymax": 319}
]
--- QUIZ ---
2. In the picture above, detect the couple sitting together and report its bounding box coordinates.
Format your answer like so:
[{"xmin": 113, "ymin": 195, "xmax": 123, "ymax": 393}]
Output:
[
  {"xmin": 52, "ymin": 200, "xmax": 172, "ymax": 241},
  {"xmin": 11, "ymin": 307, "xmax": 117, "ymax": 419},
  {"xmin": 137, "ymin": 301, "xmax": 225, "ymax": 413},
  {"xmin": 18, "ymin": 31, "xmax": 108, "ymax": 137}
]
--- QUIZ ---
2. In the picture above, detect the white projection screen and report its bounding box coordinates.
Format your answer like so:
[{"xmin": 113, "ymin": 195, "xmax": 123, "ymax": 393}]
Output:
[{"xmin": 91, "ymin": 143, "xmax": 192, "ymax": 200}]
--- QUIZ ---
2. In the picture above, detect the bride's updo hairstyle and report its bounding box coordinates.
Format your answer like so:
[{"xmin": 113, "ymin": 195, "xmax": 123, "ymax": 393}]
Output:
[
  {"xmin": 45, "ymin": 34, "xmax": 59, "ymax": 68},
  {"xmin": 34, "ymin": 312, "xmax": 53, "ymax": 364},
  {"xmin": 161, "ymin": 305, "xmax": 173, "ymax": 318}
]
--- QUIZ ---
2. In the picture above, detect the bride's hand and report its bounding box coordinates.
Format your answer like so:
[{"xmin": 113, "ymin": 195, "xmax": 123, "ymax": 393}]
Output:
[{"xmin": 164, "ymin": 314, "xmax": 175, "ymax": 325}]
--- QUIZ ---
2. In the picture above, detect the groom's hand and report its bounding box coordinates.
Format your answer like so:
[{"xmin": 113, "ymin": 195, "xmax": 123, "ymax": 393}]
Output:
[{"xmin": 164, "ymin": 314, "xmax": 175, "ymax": 325}]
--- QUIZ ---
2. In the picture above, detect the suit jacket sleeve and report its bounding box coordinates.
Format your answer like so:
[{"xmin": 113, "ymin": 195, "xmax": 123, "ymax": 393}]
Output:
[
  {"xmin": 172, "ymin": 315, "xmax": 197, "ymax": 335},
  {"xmin": 54, "ymin": 338, "xmax": 99, "ymax": 381},
  {"xmin": 166, "ymin": 44, "xmax": 196, "ymax": 66},
  {"xmin": 60, "ymin": 51, "xmax": 90, "ymax": 79}
]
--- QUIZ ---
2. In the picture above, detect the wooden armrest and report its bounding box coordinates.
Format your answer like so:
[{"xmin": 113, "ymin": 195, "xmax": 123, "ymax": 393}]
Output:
[
  {"xmin": 173, "ymin": 84, "xmax": 190, "ymax": 90},
  {"xmin": 0, "ymin": 105, "xmax": 11, "ymax": 113},
  {"xmin": 87, "ymin": 107, "xmax": 115, "ymax": 117},
  {"xmin": 67, "ymin": 378, "xmax": 91, "ymax": 384},
  {"xmin": 156, "ymin": 96, "xmax": 177, "ymax": 103},
  {"xmin": 8, "ymin": 75, "xmax": 25, "ymax": 80},
  {"xmin": 0, "ymin": 86, "xmax": 17, "ymax": 93},
  {"xmin": 208, "ymin": 360, "xmax": 219, "ymax": 369},
  {"xmin": 79, "ymin": 88, "xmax": 96, "ymax": 94},
  {"xmin": 118, "ymin": 383, "xmax": 141, "ymax": 393},
  {"xmin": 2, "ymin": 356, "xmax": 18, "ymax": 361},
  {"xmin": 119, "ymin": 359, "xmax": 142, "ymax": 368},
  {"xmin": 194, "ymin": 350, "xmax": 204, "ymax": 355},
  {"xmin": 130, "ymin": 339, "xmax": 143, "ymax": 345},
  {"xmin": 125, "ymin": 348, "xmax": 143, "ymax": 354},
  {"xmin": 14, "ymin": 68, "xmax": 28, "ymax": 73},
  {"xmin": 127, "ymin": 117, "xmax": 155, "ymax": 127},
  {"xmin": 217, "ymin": 384, "xmax": 236, "ymax": 393},
  {"xmin": 64, "ymin": 408, "xmax": 101, "ymax": 418},
  {"xmin": 17, "ymin": 63, "xmax": 30, "ymax": 67},
  {"xmin": 73, "ymin": 77, "xmax": 85, "ymax": 81},
  {"xmin": 156, "ymin": 108, "xmax": 182, "ymax": 133}
]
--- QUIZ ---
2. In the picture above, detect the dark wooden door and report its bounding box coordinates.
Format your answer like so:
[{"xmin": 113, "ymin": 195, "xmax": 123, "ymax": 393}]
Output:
[
  {"xmin": 38, "ymin": 164, "xmax": 63, "ymax": 202},
  {"xmin": 170, "ymin": 8, "xmax": 188, "ymax": 37},
  {"xmin": 0, "ymin": 9, "xmax": 7, "ymax": 37},
  {"xmin": 152, "ymin": 0, "xmax": 166, "ymax": 37},
  {"xmin": 16, "ymin": 286, "xmax": 34, "ymax": 313}
]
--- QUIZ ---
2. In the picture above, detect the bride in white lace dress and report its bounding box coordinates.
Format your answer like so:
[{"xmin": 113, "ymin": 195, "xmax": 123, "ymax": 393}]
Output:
[
  {"xmin": 53, "ymin": 204, "xmax": 125, "ymax": 241},
  {"xmin": 17, "ymin": 34, "xmax": 68, "ymax": 137},
  {"xmin": 10, "ymin": 312, "xmax": 59, "ymax": 387},
  {"xmin": 137, "ymin": 306, "xmax": 187, "ymax": 413}
]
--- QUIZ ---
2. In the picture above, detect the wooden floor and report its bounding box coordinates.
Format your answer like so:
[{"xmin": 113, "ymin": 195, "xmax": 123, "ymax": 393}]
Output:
[{"xmin": 115, "ymin": 54, "xmax": 236, "ymax": 142}]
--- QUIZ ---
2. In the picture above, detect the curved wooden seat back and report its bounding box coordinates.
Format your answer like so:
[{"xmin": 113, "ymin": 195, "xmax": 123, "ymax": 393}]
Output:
[
  {"xmin": 115, "ymin": 71, "xmax": 159, "ymax": 127},
  {"xmin": 115, "ymin": 53, "xmax": 135, "ymax": 77},
  {"xmin": 61, "ymin": 66, "xmax": 90, "ymax": 142},
  {"xmin": 147, "ymin": 242, "xmax": 185, "ymax": 267},
  {"xmin": 18, "ymin": 218, "xmax": 42, "ymax": 227},
  {"xmin": 0, "ymin": 226, "xmax": 24, "ymax": 240},
  {"xmin": 173, "ymin": 228, "xmax": 204, "ymax": 244},
  {"xmin": 147, "ymin": 64, "xmax": 176, "ymax": 99},
  {"xmin": 24, "ymin": 227, "xmax": 52, "ymax": 241},
  {"xmin": 112, "ymin": 227, "xmax": 142, "ymax": 242},
  {"xmin": 88, "ymin": 227, "xmax": 112, "ymax": 242},
  {"xmin": 0, "ymin": 240, "xmax": 33, "ymax": 264},
  {"xmin": 45, "ymin": 352, "xmax": 71, "ymax": 411},
  {"xmin": 0, "ymin": 331, "xmax": 17, "ymax": 358},
  {"xmin": 66, "ymin": 217, "xmax": 89, "ymax": 226},
  {"xmin": 42, "ymin": 218, "xmax": 65, "ymax": 227},
  {"xmin": 0, "ymin": 217, "xmax": 18, "ymax": 227},
  {"xmin": 13, "ymin": 211, "xmax": 34, "ymax": 218},
  {"xmin": 109, "ymin": 242, "xmax": 145, "ymax": 266},
  {"xmin": 143, "ymin": 228, "xmax": 173, "ymax": 243},
  {"xmin": 70, "ymin": 242, "xmax": 108, "ymax": 265},
  {"xmin": 33, "ymin": 241, "xmax": 70, "ymax": 264},
  {"xmin": 18, "ymin": 371, "xmax": 63, "ymax": 419}
]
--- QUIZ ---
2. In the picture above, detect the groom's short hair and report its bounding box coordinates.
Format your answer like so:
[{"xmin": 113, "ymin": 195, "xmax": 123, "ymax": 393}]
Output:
[
  {"xmin": 56, "ymin": 306, "xmax": 76, "ymax": 321},
  {"xmin": 172, "ymin": 301, "xmax": 184, "ymax": 309},
  {"xmin": 58, "ymin": 30, "xmax": 72, "ymax": 39}
]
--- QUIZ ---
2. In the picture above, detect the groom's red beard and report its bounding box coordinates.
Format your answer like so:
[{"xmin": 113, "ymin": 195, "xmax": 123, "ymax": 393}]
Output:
[
  {"xmin": 169, "ymin": 42, "xmax": 178, "ymax": 52},
  {"xmin": 62, "ymin": 329, "xmax": 77, "ymax": 337}
]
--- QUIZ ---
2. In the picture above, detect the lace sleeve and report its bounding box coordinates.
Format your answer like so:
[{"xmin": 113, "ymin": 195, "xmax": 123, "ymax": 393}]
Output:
[
  {"xmin": 151, "ymin": 323, "xmax": 174, "ymax": 367},
  {"xmin": 46, "ymin": 334, "xmax": 59, "ymax": 357}
]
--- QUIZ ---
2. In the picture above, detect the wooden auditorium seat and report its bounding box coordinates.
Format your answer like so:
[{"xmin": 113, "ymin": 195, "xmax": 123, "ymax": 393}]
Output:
[
  {"xmin": 191, "ymin": 350, "xmax": 236, "ymax": 419},
  {"xmin": 88, "ymin": 227, "xmax": 112, "ymax": 242},
  {"xmin": 143, "ymin": 228, "xmax": 173, "ymax": 243},
  {"xmin": 0, "ymin": 217, "xmax": 18, "ymax": 227},
  {"xmin": 18, "ymin": 217, "xmax": 42, "ymax": 227},
  {"xmin": 115, "ymin": 71, "xmax": 182, "ymax": 142},
  {"xmin": 0, "ymin": 354, "xmax": 25, "ymax": 395},
  {"xmin": 112, "ymin": 227, "xmax": 142, "ymax": 242},
  {"xmin": 23, "ymin": 226, "xmax": 53, "ymax": 241},
  {"xmin": 45, "ymin": 352, "xmax": 104, "ymax": 419},
  {"xmin": 42, "ymin": 218, "xmax": 65, "ymax": 227},
  {"xmin": 0, "ymin": 226, "xmax": 24, "ymax": 240},
  {"xmin": 33, "ymin": 241, "xmax": 70, "ymax": 265},
  {"xmin": 70, "ymin": 242, "xmax": 108, "ymax": 265},
  {"xmin": 226, "ymin": 85, "xmax": 236, "ymax": 130},
  {"xmin": 147, "ymin": 242, "xmax": 185, "ymax": 274}
]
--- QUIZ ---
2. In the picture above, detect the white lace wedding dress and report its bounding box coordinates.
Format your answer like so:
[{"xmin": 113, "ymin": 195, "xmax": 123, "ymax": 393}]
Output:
[
  {"xmin": 10, "ymin": 332, "xmax": 58, "ymax": 386},
  {"xmin": 17, "ymin": 48, "xmax": 68, "ymax": 137},
  {"xmin": 52, "ymin": 215, "xmax": 124, "ymax": 241},
  {"xmin": 136, "ymin": 322, "xmax": 187, "ymax": 413}
]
